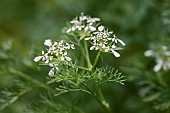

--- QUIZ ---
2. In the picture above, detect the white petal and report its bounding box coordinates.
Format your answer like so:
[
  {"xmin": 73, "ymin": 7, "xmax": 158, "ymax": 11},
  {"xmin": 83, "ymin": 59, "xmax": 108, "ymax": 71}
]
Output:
[
  {"xmin": 72, "ymin": 26, "xmax": 76, "ymax": 31},
  {"xmin": 111, "ymin": 49, "xmax": 120, "ymax": 57},
  {"xmin": 89, "ymin": 26, "xmax": 96, "ymax": 31},
  {"xmin": 49, "ymin": 63, "xmax": 53, "ymax": 67},
  {"xmin": 153, "ymin": 59, "xmax": 163, "ymax": 72},
  {"xmin": 98, "ymin": 25, "xmax": 105, "ymax": 31},
  {"xmin": 84, "ymin": 26, "xmax": 88, "ymax": 31},
  {"xmin": 112, "ymin": 45, "xmax": 116, "ymax": 48},
  {"xmin": 117, "ymin": 39, "xmax": 126, "ymax": 46},
  {"xmin": 66, "ymin": 28, "xmax": 72, "ymax": 33},
  {"xmin": 42, "ymin": 50, "xmax": 45, "ymax": 55},
  {"xmin": 144, "ymin": 50, "xmax": 154, "ymax": 57},
  {"xmin": 113, "ymin": 34, "xmax": 116, "ymax": 38},
  {"xmin": 92, "ymin": 18, "xmax": 100, "ymax": 22},
  {"xmin": 65, "ymin": 56, "xmax": 72, "ymax": 61},
  {"xmin": 33, "ymin": 56, "xmax": 43, "ymax": 62},
  {"xmin": 85, "ymin": 37, "xmax": 91, "ymax": 40},
  {"xmin": 55, "ymin": 67, "xmax": 59, "ymax": 71},
  {"xmin": 90, "ymin": 46, "xmax": 96, "ymax": 50},
  {"xmin": 44, "ymin": 39, "xmax": 52, "ymax": 46},
  {"xmin": 48, "ymin": 68, "xmax": 54, "ymax": 77},
  {"xmin": 154, "ymin": 63, "xmax": 162, "ymax": 72}
]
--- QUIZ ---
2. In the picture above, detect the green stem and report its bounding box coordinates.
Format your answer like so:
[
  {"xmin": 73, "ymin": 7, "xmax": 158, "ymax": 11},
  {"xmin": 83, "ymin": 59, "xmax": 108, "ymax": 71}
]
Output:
[
  {"xmin": 82, "ymin": 83, "xmax": 111, "ymax": 113},
  {"xmin": 73, "ymin": 34, "xmax": 91, "ymax": 69},
  {"xmin": 97, "ymin": 88, "xmax": 111, "ymax": 113},
  {"xmin": 77, "ymin": 66, "xmax": 91, "ymax": 71},
  {"xmin": 92, "ymin": 51, "xmax": 101, "ymax": 70},
  {"xmin": 84, "ymin": 41, "xmax": 92, "ymax": 69}
]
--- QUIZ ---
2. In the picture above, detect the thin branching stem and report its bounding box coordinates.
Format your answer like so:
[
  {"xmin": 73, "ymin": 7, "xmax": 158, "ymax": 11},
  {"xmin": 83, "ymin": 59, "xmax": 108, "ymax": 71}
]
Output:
[
  {"xmin": 84, "ymin": 41, "xmax": 93, "ymax": 69},
  {"xmin": 81, "ymin": 83, "xmax": 112, "ymax": 113},
  {"xmin": 92, "ymin": 51, "xmax": 101, "ymax": 70}
]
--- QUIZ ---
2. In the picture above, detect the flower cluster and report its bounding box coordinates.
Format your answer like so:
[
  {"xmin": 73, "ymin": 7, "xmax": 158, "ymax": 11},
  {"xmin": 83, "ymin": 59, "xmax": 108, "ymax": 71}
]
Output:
[
  {"xmin": 85, "ymin": 25, "xmax": 125, "ymax": 57},
  {"xmin": 34, "ymin": 39, "xmax": 75, "ymax": 76},
  {"xmin": 144, "ymin": 45, "xmax": 170, "ymax": 72},
  {"xmin": 66, "ymin": 13, "xmax": 100, "ymax": 33}
]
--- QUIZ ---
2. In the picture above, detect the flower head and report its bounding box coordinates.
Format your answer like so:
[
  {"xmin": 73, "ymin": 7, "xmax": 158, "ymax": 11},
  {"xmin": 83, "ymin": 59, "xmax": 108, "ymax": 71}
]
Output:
[
  {"xmin": 34, "ymin": 39, "xmax": 75, "ymax": 76},
  {"xmin": 66, "ymin": 13, "xmax": 100, "ymax": 33},
  {"xmin": 85, "ymin": 25, "xmax": 125, "ymax": 57}
]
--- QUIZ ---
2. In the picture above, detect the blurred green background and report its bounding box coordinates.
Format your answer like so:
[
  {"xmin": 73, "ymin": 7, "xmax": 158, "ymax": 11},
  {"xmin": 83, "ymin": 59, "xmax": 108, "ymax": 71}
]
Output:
[{"xmin": 0, "ymin": 0, "xmax": 170, "ymax": 113}]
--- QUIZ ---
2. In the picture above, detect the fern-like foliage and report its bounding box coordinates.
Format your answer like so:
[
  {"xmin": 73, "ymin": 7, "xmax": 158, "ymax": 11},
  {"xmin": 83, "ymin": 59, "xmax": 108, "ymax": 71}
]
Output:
[{"xmin": 47, "ymin": 64, "xmax": 125, "ymax": 97}]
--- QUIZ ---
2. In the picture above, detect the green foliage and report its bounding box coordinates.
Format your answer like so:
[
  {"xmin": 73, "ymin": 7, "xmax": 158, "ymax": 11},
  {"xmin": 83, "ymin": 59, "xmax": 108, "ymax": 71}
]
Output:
[
  {"xmin": 0, "ymin": 0, "xmax": 170, "ymax": 113},
  {"xmin": 47, "ymin": 65, "xmax": 125, "ymax": 96}
]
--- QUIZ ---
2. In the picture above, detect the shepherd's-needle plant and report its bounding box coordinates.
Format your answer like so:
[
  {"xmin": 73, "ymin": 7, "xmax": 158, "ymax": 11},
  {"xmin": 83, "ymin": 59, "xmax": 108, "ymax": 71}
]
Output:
[{"xmin": 34, "ymin": 13, "xmax": 126, "ymax": 113}]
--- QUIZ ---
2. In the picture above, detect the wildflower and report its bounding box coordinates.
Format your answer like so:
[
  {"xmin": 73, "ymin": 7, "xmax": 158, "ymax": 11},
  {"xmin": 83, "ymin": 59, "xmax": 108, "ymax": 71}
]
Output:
[
  {"xmin": 144, "ymin": 45, "xmax": 170, "ymax": 72},
  {"xmin": 34, "ymin": 39, "xmax": 75, "ymax": 76},
  {"xmin": 66, "ymin": 13, "xmax": 100, "ymax": 33},
  {"xmin": 85, "ymin": 26, "xmax": 125, "ymax": 57}
]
